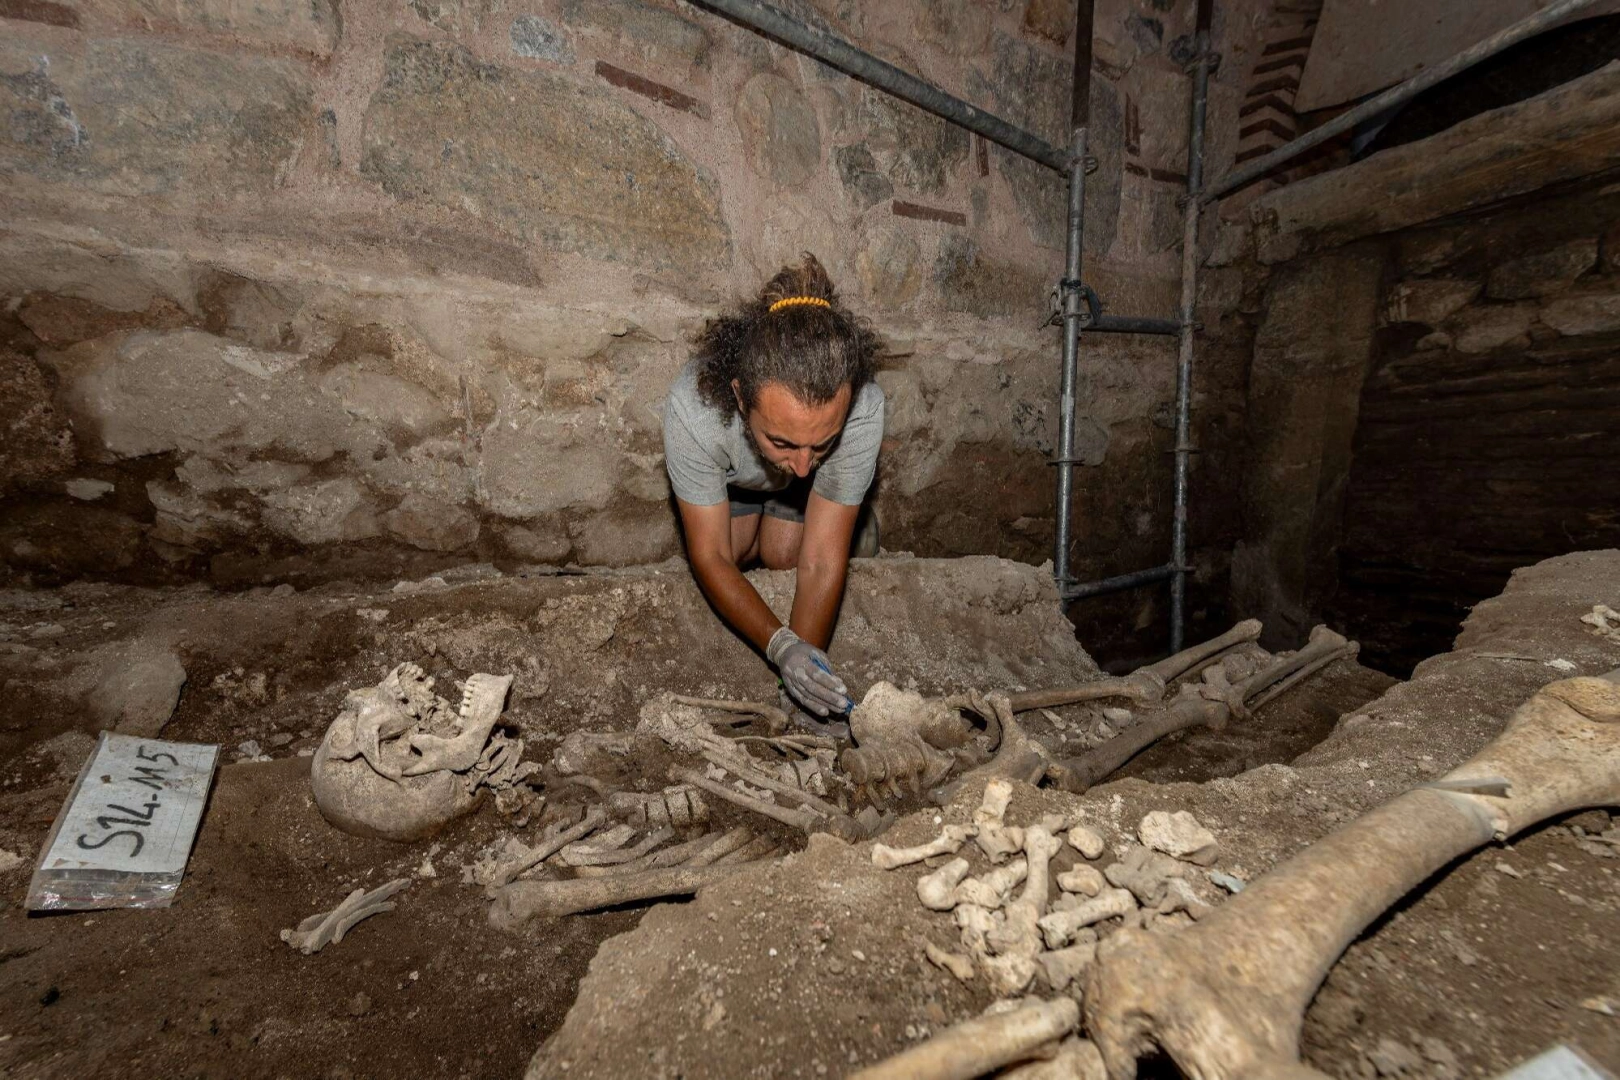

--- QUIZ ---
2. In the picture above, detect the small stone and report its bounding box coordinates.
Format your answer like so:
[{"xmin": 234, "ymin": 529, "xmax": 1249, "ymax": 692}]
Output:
[
  {"xmin": 1486, "ymin": 238, "xmax": 1597, "ymax": 299},
  {"xmin": 1366, "ymin": 1037, "xmax": 1425, "ymax": 1078},
  {"xmin": 348, "ymin": 992, "xmax": 372, "ymax": 1016},
  {"xmin": 89, "ymin": 640, "xmax": 188, "ymax": 738},
  {"xmin": 851, "ymin": 949, "xmax": 866, "ymax": 962},
  {"xmin": 735, "ymin": 73, "xmax": 821, "ymax": 189},
  {"xmin": 1540, "ymin": 291, "xmax": 1620, "ymax": 336},
  {"xmin": 1544, "ymin": 658, "xmax": 1577, "ymax": 673},
  {"xmin": 1138, "ymin": 810, "xmax": 1219, "ymax": 866},
  {"xmin": 510, "ymin": 14, "xmax": 573, "ymax": 63},
  {"xmin": 268, "ymin": 732, "xmax": 295, "ymax": 748},
  {"xmin": 64, "ymin": 478, "xmax": 115, "ymax": 501},
  {"xmin": 1101, "ymin": 707, "xmax": 1132, "ymax": 723},
  {"xmin": 0, "ymin": 849, "xmax": 24, "ymax": 875},
  {"xmin": 270, "ymin": 583, "xmax": 296, "ymax": 598},
  {"xmin": 1022, "ymin": 0, "xmax": 1071, "ymax": 44},
  {"xmin": 1448, "ymin": 303, "xmax": 1535, "ymax": 353},
  {"xmin": 382, "ymin": 494, "xmax": 480, "ymax": 553},
  {"xmin": 1208, "ymin": 869, "xmax": 1246, "ymax": 893},
  {"xmin": 1066, "ymin": 825, "xmax": 1105, "ymax": 860},
  {"xmin": 835, "ymin": 145, "xmax": 893, "ymax": 211},
  {"xmin": 1383, "ymin": 278, "xmax": 1480, "ymax": 327}
]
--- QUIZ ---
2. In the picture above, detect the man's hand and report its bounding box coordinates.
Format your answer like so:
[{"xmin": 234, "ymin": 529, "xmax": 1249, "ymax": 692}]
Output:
[{"xmin": 767, "ymin": 627, "xmax": 851, "ymax": 717}]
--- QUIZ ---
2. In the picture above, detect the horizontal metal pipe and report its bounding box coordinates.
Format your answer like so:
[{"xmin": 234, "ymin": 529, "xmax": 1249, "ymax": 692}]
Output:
[
  {"xmin": 1205, "ymin": 0, "xmax": 1604, "ymax": 200},
  {"xmin": 688, "ymin": 0, "xmax": 1068, "ymax": 173},
  {"xmin": 1088, "ymin": 315, "xmax": 1180, "ymax": 336},
  {"xmin": 1063, "ymin": 563, "xmax": 1176, "ymax": 600}
]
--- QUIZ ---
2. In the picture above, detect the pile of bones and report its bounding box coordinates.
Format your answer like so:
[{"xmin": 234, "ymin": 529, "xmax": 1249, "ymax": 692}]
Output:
[{"xmin": 289, "ymin": 618, "xmax": 1620, "ymax": 1078}]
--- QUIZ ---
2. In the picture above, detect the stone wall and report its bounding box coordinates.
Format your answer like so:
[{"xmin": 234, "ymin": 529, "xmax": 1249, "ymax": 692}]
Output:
[
  {"xmin": 1218, "ymin": 66, "xmax": 1620, "ymax": 669},
  {"xmin": 1328, "ymin": 181, "xmax": 1620, "ymax": 673},
  {"xmin": 0, "ymin": 0, "xmax": 1259, "ymax": 650}
]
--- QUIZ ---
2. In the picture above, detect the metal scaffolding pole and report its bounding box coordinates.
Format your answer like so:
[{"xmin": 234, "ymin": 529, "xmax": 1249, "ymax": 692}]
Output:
[
  {"xmin": 1052, "ymin": 0, "xmax": 1096, "ymax": 597},
  {"xmin": 1169, "ymin": 5, "xmax": 1214, "ymax": 653},
  {"xmin": 687, "ymin": 0, "xmax": 1067, "ymax": 173},
  {"xmin": 1204, "ymin": 0, "xmax": 1603, "ymax": 200}
]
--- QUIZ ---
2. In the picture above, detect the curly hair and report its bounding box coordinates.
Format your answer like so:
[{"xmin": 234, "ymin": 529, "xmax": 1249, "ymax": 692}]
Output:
[{"xmin": 693, "ymin": 253, "xmax": 878, "ymax": 422}]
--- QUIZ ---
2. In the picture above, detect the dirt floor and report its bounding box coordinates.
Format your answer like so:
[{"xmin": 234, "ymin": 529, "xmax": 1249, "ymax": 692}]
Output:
[{"xmin": 0, "ymin": 552, "xmax": 1616, "ymax": 1078}]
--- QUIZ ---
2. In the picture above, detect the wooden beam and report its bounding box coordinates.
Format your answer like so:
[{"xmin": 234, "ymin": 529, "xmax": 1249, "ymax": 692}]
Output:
[{"xmin": 1249, "ymin": 63, "xmax": 1620, "ymax": 265}]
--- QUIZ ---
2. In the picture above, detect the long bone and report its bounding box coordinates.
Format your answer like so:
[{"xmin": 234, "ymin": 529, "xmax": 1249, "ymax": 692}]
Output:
[
  {"xmin": 489, "ymin": 861, "xmax": 764, "ymax": 926},
  {"xmin": 1085, "ymin": 671, "xmax": 1620, "ymax": 1080},
  {"xmin": 1049, "ymin": 627, "xmax": 1355, "ymax": 794},
  {"xmin": 672, "ymin": 694, "xmax": 790, "ymax": 734},
  {"xmin": 671, "ymin": 766, "xmax": 823, "ymax": 832},
  {"xmin": 486, "ymin": 806, "xmax": 608, "ymax": 895},
  {"xmin": 849, "ymin": 997, "xmax": 1081, "ymax": 1080},
  {"xmin": 1007, "ymin": 620, "xmax": 1263, "ymax": 712}
]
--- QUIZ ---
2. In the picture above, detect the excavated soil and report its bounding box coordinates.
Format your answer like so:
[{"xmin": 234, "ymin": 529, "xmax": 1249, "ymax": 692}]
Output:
[
  {"xmin": 536, "ymin": 551, "xmax": 1620, "ymax": 1080},
  {"xmin": 0, "ymin": 555, "xmax": 1092, "ymax": 1078},
  {"xmin": 0, "ymin": 552, "xmax": 1616, "ymax": 1078}
]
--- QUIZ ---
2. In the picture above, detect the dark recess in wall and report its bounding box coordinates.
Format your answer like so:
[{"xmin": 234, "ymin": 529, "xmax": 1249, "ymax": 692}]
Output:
[
  {"xmin": 1364, "ymin": 14, "xmax": 1620, "ymax": 155},
  {"xmin": 1325, "ymin": 178, "xmax": 1620, "ymax": 676}
]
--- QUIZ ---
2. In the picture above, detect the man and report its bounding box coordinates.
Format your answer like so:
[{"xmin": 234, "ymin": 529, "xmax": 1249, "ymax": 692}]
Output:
[{"xmin": 662, "ymin": 255, "xmax": 884, "ymax": 734}]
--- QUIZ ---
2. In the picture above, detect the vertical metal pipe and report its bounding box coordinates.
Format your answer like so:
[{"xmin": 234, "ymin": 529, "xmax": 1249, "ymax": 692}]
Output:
[
  {"xmin": 1053, "ymin": 129, "xmax": 1088, "ymax": 594},
  {"xmin": 1053, "ymin": 0, "xmax": 1095, "ymax": 596},
  {"xmin": 1170, "ymin": 8, "xmax": 1214, "ymax": 653}
]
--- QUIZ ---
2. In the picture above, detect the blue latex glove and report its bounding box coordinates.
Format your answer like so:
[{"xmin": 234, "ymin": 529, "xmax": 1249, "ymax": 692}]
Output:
[{"xmin": 766, "ymin": 627, "xmax": 852, "ymax": 717}]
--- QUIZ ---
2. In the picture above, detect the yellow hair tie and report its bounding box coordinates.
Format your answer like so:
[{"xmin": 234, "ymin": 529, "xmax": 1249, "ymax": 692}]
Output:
[{"xmin": 768, "ymin": 296, "xmax": 832, "ymax": 314}]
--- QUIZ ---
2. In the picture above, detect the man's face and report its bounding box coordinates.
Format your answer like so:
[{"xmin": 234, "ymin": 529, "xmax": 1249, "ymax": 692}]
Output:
[{"xmin": 734, "ymin": 378, "xmax": 852, "ymax": 479}]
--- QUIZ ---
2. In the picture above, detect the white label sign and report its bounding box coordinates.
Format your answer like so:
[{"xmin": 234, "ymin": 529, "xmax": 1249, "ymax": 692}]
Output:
[{"xmin": 41, "ymin": 733, "xmax": 219, "ymax": 876}]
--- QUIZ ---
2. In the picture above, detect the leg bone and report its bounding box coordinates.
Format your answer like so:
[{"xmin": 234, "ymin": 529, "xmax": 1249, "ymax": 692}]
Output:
[{"xmin": 1086, "ymin": 672, "xmax": 1620, "ymax": 1080}]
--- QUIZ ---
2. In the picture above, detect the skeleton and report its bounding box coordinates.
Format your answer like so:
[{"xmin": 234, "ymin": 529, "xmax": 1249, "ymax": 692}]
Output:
[
  {"xmin": 1085, "ymin": 671, "xmax": 1620, "ymax": 1080},
  {"xmin": 1047, "ymin": 626, "xmax": 1358, "ymax": 794},
  {"xmin": 839, "ymin": 682, "xmax": 978, "ymax": 802},
  {"xmin": 313, "ymin": 663, "xmax": 530, "ymax": 841},
  {"xmin": 280, "ymin": 878, "xmax": 409, "ymax": 954}
]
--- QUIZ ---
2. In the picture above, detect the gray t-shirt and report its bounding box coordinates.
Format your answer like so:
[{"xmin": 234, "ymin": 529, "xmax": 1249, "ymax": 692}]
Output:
[{"xmin": 663, "ymin": 359, "xmax": 885, "ymax": 506}]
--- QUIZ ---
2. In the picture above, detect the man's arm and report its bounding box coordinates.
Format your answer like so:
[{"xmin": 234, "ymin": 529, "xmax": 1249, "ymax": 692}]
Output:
[
  {"xmin": 789, "ymin": 492, "xmax": 861, "ymax": 650},
  {"xmin": 674, "ymin": 497, "xmax": 782, "ymax": 653}
]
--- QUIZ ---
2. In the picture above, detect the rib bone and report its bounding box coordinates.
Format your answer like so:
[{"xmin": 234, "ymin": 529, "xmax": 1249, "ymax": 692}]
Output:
[
  {"xmin": 1086, "ymin": 672, "xmax": 1620, "ymax": 1080},
  {"xmin": 281, "ymin": 878, "xmax": 410, "ymax": 954}
]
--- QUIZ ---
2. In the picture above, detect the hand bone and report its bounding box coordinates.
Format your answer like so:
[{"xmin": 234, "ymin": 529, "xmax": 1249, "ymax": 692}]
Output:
[
  {"xmin": 972, "ymin": 777, "xmax": 1027, "ymax": 862},
  {"xmin": 953, "ymin": 857, "xmax": 1027, "ymax": 909},
  {"xmin": 1038, "ymin": 887, "xmax": 1136, "ymax": 949},
  {"xmin": 1056, "ymin": 863, "xmax": 1105, "ymax": 897},
  {"xmin": 872, "ymin": 824, "xmax": 976, "ymax": 870},
  {"xmin": 1085, "ymin": 672, "xmax": 1620, "ymax": 1080},
  {"xmin": 988, "ymin": 826, "xmax": 1063, "ymax": 958},
  {"xmin": 923, "ymin": 940, "xmax": 976, "ymax": 982},
  {"xmin": 918, "ymin": 857, "xmax": 972, "ymax": 911},
  {"xmin": 1037, "ymin": 940, "xmax": 1098, "ymax": 992}
]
